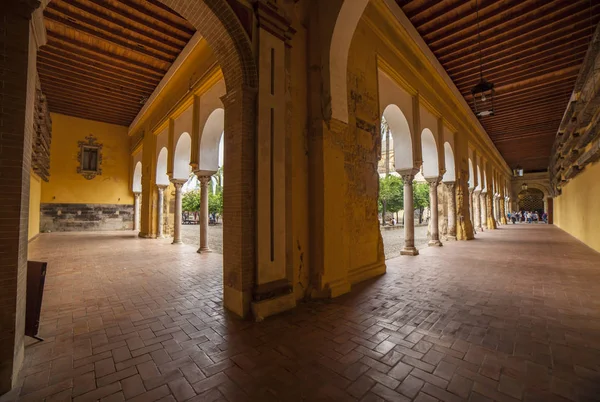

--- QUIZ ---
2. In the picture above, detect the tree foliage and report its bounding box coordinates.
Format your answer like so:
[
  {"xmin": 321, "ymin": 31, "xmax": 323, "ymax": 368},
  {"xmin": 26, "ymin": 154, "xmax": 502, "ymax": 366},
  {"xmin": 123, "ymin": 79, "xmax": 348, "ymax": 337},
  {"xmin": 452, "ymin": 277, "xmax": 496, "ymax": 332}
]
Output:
[
  {"xmin": 182, "ymin": 190, "xmax": 200, "ymax": 212},
  {"xmin": 209, "ymin": 192, "xmax": 223, "ymax": 216},
  {"xmin": 378, "ymin": 175, "xmax": 403, "ymax": 213},
  {"xmin": 413, "ymin": 182, "xmax": 430, "ymax": 210}
]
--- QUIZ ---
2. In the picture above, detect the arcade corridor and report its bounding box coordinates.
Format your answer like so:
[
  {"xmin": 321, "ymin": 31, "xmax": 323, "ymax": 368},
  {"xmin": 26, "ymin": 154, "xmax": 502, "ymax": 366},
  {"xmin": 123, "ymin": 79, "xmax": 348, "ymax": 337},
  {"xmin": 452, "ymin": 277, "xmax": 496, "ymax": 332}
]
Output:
[{"xmin": 4, "ymin": 225, "xmax": 600, "ymax": 402}]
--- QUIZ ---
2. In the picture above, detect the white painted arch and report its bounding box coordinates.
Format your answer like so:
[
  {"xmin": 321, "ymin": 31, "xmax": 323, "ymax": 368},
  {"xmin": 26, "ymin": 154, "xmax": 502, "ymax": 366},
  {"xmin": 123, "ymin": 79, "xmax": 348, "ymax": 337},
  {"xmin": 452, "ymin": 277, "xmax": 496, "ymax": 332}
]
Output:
[
  {"xmin": 173, "ymin": 132, "xmax": 192, "ymax": 180},
  {"xmin": 421, "ymin": 128, "xmax": 439, "ymax": 178},
  {"xmin": 382, "ymin": 104, "xmax": 413, "ymax": 171},
  {"xmin": 199, "ymin": 108, "xmax": 225, "ymax": 173},
  {"xmin": 156, "ymin": 147, "xmax": 169, "ymax": 186},
  {"xmin": 330, "ymin": 0, "xmax": 369, "ymax": 123},
  {"xmin": 132, "ymin": 161, "xmax": 142, "ymax": 193},
  {"xmin": 468, "ymin": 158, "xmax": 474, "ymax": 189},
  {"xmin": 442, "ymin": 142, "xmax": 455, "ymax": 182}
]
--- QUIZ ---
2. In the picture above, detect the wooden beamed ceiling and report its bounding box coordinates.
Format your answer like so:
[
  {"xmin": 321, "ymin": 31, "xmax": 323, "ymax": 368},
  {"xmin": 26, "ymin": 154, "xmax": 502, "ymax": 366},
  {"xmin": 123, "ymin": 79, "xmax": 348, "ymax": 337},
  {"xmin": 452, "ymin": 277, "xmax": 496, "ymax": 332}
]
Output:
[
  {"xmin": 38, "ymin": 0, "xmax": 195, "ymax": 127},
  {"xmin": 397, "ymin": 0, "xmax": 600, "ymax": 172}
]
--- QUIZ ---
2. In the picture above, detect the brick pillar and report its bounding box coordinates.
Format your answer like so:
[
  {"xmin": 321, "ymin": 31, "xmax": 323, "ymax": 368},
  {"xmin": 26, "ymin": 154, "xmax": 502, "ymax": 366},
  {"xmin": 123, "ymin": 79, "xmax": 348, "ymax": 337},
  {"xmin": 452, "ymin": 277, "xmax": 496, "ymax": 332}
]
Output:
[
  {"xmin": 0, "ymin": 1, "xmax": 40, "ymax": 393},
  {"xmin": 221, "ymin": 86, "xmax": 257, "ymax": 318},
  {"xmin": 427, "ymin": 178, "xmax": 443, "ymax": 247},
  {"xmin": 197, "ymin": 175, "xmax": 211, "ymax": 253}
]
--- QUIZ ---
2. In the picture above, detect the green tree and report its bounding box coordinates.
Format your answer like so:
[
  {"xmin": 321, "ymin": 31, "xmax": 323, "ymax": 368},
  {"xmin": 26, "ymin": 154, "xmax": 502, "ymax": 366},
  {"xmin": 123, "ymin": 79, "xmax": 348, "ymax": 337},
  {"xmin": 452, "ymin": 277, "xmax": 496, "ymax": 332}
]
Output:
[
  {"xmin": 379, "ymin": 175, "xmax": 403, "ymax": 217},
  {"xmin": 413, "ymin": 181, "xmax": 430, "ymax": 224},
  {"xmin": 208, "ymin": 192, "xmax": 223, "ymax": 219},
  {"xmin": 182, "ymin": 190, "xmax": 200, "ymax": 212}
]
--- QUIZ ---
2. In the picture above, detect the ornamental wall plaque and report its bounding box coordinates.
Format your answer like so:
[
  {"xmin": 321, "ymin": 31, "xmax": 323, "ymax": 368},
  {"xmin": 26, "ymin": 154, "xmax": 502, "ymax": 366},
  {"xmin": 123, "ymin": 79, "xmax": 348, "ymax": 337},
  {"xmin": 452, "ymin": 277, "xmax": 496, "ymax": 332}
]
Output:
[{"xmin": 77, "ymin": 135, "xmax": 103, "ymax": 180}]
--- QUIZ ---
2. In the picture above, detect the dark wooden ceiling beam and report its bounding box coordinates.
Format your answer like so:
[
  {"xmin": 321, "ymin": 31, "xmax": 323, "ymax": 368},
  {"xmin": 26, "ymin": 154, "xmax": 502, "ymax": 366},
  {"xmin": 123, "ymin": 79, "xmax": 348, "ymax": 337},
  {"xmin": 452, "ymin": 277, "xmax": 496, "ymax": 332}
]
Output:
[
  {"xmin": 47, "ymin": 3, "xmax": 180, "ymax": 59},
  {"xmin": 50, "ymin": 107, "xmax": 131, "ymax": 126},
  {"xmin": 425, "ymin": 0, "xmax": 536, "ymax": 46},
  {"xmin": 118, "ymin": 0, "xmax": 195, "ymax": 36},
  {"xmin": 45, "ymin": 16, "xmax": 174, "ymax": 64},
  {"xmin": 457, "ymin": 59, "xmax": 584, "ymax": 95},
  {"xmin": 46, "ymin": 35, "xmax": 167, "ymax": 77},
  {"xmin": 37, "ymin": 52, "xmax": 157, "ymax": 93},
  {"xmin": 435, "ymin": 2, "xmax": 595, "ymax": 59},
  {"xmin": 49, "ymin": 101, "xmax": 135, "ymax": 120},
  {"xmin": 492, "ymin": 131, "xmax": 560, "ymax": 143},
  {"xmin": 65, "ymin": 0, "xmax": 186, "ymax": 50},
  {"xmin": 85, "ymin": 0, "xmax": 193, "ymax": 43},
  {"xmin": 452, "ymin": 44, "xmax": 588, "ymax": 86},
  {"xmin": 484, "ymin": 113, "xmax": 565, "ymax": 131},
  {"xmin": 443, "ymin": 24, "xmax": 595, "ymax": 71},
  {"xmin": 409, "ymin": 0, "xmax": 470, "ymax": 27},
  {"xmin": 38, "ymin": 71, "xmax": 145, "ymax": 104},
  {"xmin": 43, "ymin": 87, "xmax": 142, "ymax": 116}
]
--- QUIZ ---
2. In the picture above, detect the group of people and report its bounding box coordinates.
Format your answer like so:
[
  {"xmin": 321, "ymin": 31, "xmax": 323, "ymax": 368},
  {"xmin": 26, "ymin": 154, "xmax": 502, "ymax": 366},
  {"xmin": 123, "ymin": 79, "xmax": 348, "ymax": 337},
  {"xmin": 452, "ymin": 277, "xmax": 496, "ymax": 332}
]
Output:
[{"xmin": 508, "ymin": 210, "xmax": 547, "ymax": 224}]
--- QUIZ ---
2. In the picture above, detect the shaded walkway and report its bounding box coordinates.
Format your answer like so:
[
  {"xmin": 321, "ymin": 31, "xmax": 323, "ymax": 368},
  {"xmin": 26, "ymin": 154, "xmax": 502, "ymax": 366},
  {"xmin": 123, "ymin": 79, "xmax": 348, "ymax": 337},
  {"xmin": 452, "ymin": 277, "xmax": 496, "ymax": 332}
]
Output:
[{"xmin": 4, "ymin": 225, "xmax": 600, "ymax": 401}]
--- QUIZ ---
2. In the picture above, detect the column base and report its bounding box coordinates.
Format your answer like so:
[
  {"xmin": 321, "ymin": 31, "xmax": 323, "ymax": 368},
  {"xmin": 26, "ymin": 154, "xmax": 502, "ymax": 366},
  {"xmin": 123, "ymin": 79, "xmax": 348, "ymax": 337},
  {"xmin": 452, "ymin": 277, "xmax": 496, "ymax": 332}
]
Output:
[
  {"xmin": 172, "ymin": 239, "xmax": 183, "ymax": 245},
  {"xmin": 445, "ymin": 235, "xmax": 457, "ymax": 241},
  {"xmin": 138, "ymin": 232, "xmax": 156, "ymax": 239},
  {"xmin": 197, "ymin": 246, "xmax": 211, "ymax": 253},
  {"xmin": 400, "ymin": 247, "xmax": 419, "ymax": 256},
  {"xmin": 251, "ymin": 293, "xmax": 296, "ymax": 322},
  {"xmin": 428, "ymin": 240, "xmax": 443, "ymax": 247}
]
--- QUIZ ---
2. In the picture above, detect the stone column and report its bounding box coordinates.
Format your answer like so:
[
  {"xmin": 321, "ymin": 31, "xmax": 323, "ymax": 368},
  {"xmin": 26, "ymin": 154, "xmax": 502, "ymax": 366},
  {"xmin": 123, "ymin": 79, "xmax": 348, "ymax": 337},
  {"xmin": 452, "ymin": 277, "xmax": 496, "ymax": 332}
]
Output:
[
  {"xmin": 171, "ymin": 181, "xmax": 184, "ymax": 244},
  {"xmin": 400, "ymin": 171, "xmax": 418, "ymax": 256},
  {"xmin": 480, "ymin": 192, "xmax": 488, "ymax": 229},
  {"xmin": 500, "ymin": 194, "xmax": 507, "ymax": 224},
  {"xmin": 469, "ymin": 189, "xmax": 476, "ymax": 234},
  {"xmin": 156, "ymin": 185, "xmax": 167, "ymax": 238},
  {"xmin": 487, "ymin": 191, "xmax": 497, "ymax": 229},
  {"xmin": 427, "ymin": 178, "xmax": 443, "ymax": 247},
  {"xmin": 197, "ymin": 175, "xmax": 211, "ymax": 253},
  {"xmin": 445, "ymin": 182, "xmax": 456, "ymax": 240},
  {"xmin": 473, "ymin": 190, "xmax": 481, "ymax": 231},
  {"xmin": 133, "ymin": 192, "xmax": 141, "ymax": 231}
]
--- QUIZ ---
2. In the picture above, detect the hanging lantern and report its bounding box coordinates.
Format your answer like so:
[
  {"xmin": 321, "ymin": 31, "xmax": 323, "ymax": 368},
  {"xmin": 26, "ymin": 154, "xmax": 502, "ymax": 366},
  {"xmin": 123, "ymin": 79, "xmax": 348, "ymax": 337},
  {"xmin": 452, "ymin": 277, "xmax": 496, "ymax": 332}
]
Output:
[
  {"xmin": 513, "ymin": 165, "xmax": 523, "ymax": 177},
  {"xmin": 521, "ymin": 183, "xmax": 528, "ymax": 191},
  {"xmin": 471, "ymin": 78, "xmax": 495, "ymax": 117}
]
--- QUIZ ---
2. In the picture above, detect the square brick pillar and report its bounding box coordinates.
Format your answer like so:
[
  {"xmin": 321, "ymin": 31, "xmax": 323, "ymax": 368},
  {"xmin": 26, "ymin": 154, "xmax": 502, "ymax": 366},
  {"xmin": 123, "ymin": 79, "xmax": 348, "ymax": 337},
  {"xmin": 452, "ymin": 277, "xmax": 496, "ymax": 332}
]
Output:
[
  {"xmin": 221, "ymin": 86, "xmax": 257, "ymax": 318},
  {"xmin": 0, "ymin": 1, "xmax": 40, "ymax": 394}
]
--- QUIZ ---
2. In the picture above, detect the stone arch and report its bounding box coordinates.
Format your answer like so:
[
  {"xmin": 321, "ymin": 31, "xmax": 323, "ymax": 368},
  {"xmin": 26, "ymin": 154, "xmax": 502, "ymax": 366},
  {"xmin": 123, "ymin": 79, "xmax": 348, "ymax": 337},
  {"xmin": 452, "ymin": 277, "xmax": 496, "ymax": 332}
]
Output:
[
  {"xmin": 421, "ymin": 128, "xmax": 439, "ymax": 178},
  {"xmin": 156, "ymin": 147, "xmax": 169, "ymax": 186},
  {"xmin": 382, "ymin": 104, "xmax": 413, "ymax": 170},
  {"xmin": 468, "ymin": 158, "xmax": 474, "ymax": 188},
  {"xmin": 173, "ymin": 132, "xmax": 192, "ymax": 180},
  {"xmin": 199, "ymin": 108, "xmax": 225, "ymax": 173},
  {"xmin": 442, "ymin": 142, "xmax": 455, "ymax": 182},
  {"xmin": 132, "ymin": 161, "xmax": 142, "ymax": 193},
  {"xmin": 330, "ymin": 0, "xmax": 370, "ymax": 123}
]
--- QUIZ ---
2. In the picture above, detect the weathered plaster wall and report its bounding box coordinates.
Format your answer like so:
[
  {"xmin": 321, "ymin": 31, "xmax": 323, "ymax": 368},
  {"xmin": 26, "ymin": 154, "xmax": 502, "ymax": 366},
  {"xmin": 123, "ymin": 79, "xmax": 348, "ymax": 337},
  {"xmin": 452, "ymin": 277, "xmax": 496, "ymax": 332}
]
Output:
[
  {"xmin": 41, "ymin": 113, "xmax": 132, "ymax": 205},
  {"xmin": 28, "ymin": 172, "xmax": 41, "ymax": 240},
  {"xmin": 554, "ymin": 161, "xmax": 600, "ymax": 253}
]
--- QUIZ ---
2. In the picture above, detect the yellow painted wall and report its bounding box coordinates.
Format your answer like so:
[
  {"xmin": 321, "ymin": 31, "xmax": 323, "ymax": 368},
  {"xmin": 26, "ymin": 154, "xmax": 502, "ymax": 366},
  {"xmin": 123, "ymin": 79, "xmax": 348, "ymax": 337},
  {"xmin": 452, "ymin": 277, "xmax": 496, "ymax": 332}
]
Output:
[
  {"xmin": 554, "ymin": 161, "xmax": 600, "ymax": 253},
  {"xmin": 28, "ymin": 172, "xmax": 41, "ymax": 240},
  {"xmin": 41, "ymin": 113, "xmax": 132, "ymax": 205}
]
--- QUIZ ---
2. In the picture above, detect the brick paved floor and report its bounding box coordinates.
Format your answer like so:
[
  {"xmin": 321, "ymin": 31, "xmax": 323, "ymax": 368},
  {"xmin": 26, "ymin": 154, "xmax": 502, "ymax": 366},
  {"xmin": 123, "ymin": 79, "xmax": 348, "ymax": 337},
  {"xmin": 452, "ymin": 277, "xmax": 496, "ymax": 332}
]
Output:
[{"xmin": 3, "ymin": 224, "xmax": 600, "ymax": 401}]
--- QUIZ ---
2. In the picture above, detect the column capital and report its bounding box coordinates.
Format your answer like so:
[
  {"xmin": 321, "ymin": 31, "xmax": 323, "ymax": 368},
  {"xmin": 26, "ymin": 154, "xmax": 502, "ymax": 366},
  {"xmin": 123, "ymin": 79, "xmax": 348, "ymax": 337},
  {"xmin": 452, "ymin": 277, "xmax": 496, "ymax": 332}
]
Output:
[
  {"xmin": 156, "ymin": 184, "xmax": 168, "ymax": 190},
  {"xmin": 133, "ymin": 191, "xmax": 141, "ymax": 197},
  {"xmin": 397, "ymin": 168, "xmax": 419, "ymax": 182},
  {"xmin": 443, "ymin": 181, "xmax": 456, "ymax": 187},
  {"xmin": 197, "ymin": 175, "xmax": 212, "ymax": 186},
  {"xmin": 426, "ymin": 177, "xmax": 441, "ymax": 186}
]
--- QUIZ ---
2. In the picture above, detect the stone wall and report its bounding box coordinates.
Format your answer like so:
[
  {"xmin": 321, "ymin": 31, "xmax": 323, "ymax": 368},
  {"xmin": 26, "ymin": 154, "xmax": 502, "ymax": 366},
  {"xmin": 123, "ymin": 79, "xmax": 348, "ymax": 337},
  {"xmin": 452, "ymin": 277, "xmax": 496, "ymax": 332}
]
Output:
[{"xmin": 40, "ymin": 203, "xmax": 133, "ymax": 232}]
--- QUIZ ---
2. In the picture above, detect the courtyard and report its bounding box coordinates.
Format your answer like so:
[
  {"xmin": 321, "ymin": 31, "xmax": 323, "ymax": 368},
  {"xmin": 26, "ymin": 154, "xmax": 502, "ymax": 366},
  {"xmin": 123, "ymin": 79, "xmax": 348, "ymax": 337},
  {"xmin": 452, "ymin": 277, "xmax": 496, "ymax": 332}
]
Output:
[
  {"xmin": 3, "ymin": 224, "xmax": 599, "ymax": 401},
  {"xmin": 181, "ymin": 225, "xmax": 431, "ymax": 259}
]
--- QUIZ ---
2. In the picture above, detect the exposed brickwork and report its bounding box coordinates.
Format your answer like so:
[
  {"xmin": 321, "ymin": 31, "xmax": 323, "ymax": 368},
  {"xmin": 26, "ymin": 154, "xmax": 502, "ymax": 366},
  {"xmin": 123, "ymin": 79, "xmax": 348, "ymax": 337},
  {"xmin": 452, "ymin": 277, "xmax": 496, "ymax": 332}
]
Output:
[
  {"xmin": 40, "ymin": 204, "xmax": 134, "ymax": 232},
  {"xmin": 0, "ymin": 3, "xmax": 39, "ymax": 394},
  {"xmin": 2, "ymin": 224, "xmax": 599, "ymax": 401}
]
